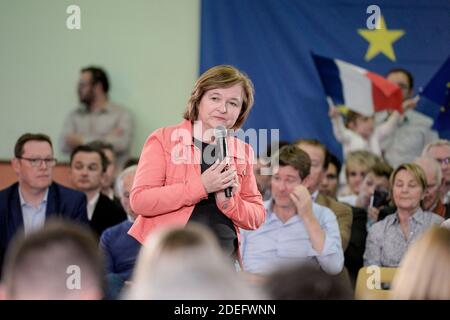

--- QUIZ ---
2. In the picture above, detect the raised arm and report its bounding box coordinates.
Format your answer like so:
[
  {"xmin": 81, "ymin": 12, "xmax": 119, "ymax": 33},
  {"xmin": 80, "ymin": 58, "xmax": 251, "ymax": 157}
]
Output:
[
  {"xmin": 328, "ymin": 99, "xmax": 354, "ymax": 145},
  {"xmin": 376, "ymin": 96, "xmax": 420, "ymax": 141},
  {"xmin": 375, "ymin": 111, "xmax": 401, "ymax": 141}
]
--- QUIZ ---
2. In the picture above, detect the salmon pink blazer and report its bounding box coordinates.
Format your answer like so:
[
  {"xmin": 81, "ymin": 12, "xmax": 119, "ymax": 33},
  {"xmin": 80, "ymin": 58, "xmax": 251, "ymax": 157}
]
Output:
[{"xmin": 129, "ymin": 120, "xmax": 266, "ymax": 248}]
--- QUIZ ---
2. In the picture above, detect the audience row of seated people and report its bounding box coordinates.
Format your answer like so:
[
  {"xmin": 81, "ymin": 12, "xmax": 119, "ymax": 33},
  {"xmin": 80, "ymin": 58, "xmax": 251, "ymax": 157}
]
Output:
[
  {"xmin": 0, "ymin": 66, "xmax": 448, "ymax": 300},
  {"xmin": 0, "ymin": 68, "xmax": 449, "ymax": 299},
  {"xmin": 0, "ymin": 133, "xmax": 137, "ymax": 278},
  {"xmin": 1, "ymin": 218, "xmax": 449, "ymax": 300},
  {"xmin": 0, "ymin": 130, "xmax": 449, "ymax": 299},
  {"xmin": 253, "ymin": 139, "xmax": 450, "ymax": 286}
]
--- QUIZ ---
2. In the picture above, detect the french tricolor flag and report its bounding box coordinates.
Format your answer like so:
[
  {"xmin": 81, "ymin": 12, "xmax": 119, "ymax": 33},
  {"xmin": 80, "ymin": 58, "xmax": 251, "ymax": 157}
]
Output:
[{"xmin": 312, "ymin": 53, "xmax": 403, "ymax": 116}]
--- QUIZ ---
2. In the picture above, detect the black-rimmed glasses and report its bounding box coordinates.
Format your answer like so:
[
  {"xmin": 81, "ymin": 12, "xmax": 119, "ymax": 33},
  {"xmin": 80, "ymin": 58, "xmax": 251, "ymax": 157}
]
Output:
[
  {"xmin": 436, "ymin": 157, "xmax": 450, "ymax": 166},
  {"xmin": 18, "ymin": 157, "xmax": 57, "ymax": 167}
]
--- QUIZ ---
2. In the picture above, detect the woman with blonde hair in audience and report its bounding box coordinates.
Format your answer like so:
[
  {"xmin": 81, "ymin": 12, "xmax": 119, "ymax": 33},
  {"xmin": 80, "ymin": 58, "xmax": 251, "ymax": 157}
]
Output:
[
  {"xmin": 364, "ymin": 163, "xmax": 444, "ymax": 267},
  {"xmin": 338, "ymin": 150, "xmax": 380, "ymax": 206},
  {"xmin": 125, "ymin": 223, "xmax": 262, "ymax": 300},
  {"xmin": 391, "ymin": 226, "xmax": 450, "ymax": 300}
]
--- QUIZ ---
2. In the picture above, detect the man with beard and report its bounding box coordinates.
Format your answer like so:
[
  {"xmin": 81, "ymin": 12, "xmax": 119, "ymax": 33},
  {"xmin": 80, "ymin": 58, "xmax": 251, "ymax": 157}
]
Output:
[
  {"xmin": 60, "ymin": 66, "xmax": 132, "ymax": 167},
  {"xmin": 69, "ymin": 144, "xmax": 126, "ymax": 237}
]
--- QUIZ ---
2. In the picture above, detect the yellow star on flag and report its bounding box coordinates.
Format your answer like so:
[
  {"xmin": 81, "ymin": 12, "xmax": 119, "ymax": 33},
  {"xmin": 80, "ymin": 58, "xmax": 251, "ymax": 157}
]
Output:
[{"xmin": 358, "ymin": 16, "xmax": 405, "ymax": 61}]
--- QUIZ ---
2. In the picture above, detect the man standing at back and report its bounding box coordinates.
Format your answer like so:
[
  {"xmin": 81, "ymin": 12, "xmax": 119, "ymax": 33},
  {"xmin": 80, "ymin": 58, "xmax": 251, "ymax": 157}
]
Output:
[
  {"xmin": 0, "ymin": 133, "xmax": 88, "ymax": 273},
  {"xmin": 378, "ymin": 68, "xmax": 438, "ymax": 168},
  {"xmin": 60, "ymin": 66, "xmax": 133, "ymax": 167}
]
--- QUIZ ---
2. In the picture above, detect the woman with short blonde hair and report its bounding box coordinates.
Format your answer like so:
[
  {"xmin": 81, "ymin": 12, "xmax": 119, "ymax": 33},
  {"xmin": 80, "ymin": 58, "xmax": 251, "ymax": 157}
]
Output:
[
  {"xmin": 183, "ymin": 65, "xmax": 255, "ymax": 130},
  {"xmin": 364, "ymin": 163, "xmax": 444, "ymax": 267},
  {"xmin": 129, "ymin": 65, "xmax": 265, "ymax": 265}
]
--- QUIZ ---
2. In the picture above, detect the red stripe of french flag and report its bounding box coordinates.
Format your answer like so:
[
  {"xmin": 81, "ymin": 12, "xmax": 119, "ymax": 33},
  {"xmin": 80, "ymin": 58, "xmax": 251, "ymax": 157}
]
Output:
[{"xmin": 365, "ymin": 71, "xmax": 404, "ymax": 113}]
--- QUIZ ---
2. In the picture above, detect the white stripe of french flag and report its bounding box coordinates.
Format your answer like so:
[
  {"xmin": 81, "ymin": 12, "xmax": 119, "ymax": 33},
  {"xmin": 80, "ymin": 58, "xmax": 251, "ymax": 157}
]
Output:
[{"xmin": 335, "ymin": 59, "xmax": 403, "ymax": 116}]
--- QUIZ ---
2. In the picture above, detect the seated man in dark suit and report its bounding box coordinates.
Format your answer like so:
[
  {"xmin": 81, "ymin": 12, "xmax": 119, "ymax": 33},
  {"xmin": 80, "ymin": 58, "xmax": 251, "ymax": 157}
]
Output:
[
  {"xmin": 87, "ymin": 140, "xmax": 118, "ymax": 201},
  {"xmin": 69, "ymin": 144, "xmax": 126, "ymax": 237},
  {"xmin": 100, "ymin": 165, "xmax": 141, "ymax": 282},
  {"xmin": 0, "ymin": 133, "xmax": 89, "ymax": 275}
]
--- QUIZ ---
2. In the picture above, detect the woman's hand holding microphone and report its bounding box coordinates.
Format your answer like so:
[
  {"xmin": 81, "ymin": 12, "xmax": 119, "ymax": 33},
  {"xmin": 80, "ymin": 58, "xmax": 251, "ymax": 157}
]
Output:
[{"xmin": 201, "ymin": 159, "xmax": 238, "ymax": 197}]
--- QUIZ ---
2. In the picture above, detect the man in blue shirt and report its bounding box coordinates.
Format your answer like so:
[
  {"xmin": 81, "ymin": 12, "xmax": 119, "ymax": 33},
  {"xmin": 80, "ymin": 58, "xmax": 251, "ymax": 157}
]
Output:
[{"xmin": 240, "ymin": 145, "xmax": 344, "ymax": 275}]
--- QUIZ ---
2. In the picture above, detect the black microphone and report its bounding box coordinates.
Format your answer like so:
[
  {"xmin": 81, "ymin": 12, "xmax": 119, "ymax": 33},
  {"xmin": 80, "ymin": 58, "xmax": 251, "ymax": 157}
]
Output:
[{"xmin": 215, "ymin": 126, "xmax": 232, "ymax": 198}]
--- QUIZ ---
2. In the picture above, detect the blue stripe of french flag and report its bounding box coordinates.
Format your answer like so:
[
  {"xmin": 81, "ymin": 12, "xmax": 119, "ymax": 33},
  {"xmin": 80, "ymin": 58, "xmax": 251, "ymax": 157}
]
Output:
[{"xmin": 312, "ymin": 53, "xmax": 403, "ymax": 116}]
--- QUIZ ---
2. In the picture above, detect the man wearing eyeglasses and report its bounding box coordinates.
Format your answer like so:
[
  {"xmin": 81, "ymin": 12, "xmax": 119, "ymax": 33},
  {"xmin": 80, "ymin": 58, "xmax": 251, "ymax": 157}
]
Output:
[
  {"xmin": 423, "ymin": 140, "xmax": 450, "ymax": 205},
  {"xmin": 0, "ymin": 133, "xmax": 89, "ymax": 274},
  {"xmin": 414, "ymin": 156, "xmax": 449, "ymax": 219}
]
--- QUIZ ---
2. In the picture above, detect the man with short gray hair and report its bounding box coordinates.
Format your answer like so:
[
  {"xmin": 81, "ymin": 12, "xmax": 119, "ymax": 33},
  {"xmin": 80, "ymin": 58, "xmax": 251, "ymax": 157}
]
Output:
[
  {"xmin": 422, "ymin": 139, "xmax": 450, "ymax": 205},
  {"xmin": 414, "ymin": 156, "xmax": 449, "ymax": 219},
  {"xmin": 99, "ymin": 165, "xmax": 141, "ymax": 282}
]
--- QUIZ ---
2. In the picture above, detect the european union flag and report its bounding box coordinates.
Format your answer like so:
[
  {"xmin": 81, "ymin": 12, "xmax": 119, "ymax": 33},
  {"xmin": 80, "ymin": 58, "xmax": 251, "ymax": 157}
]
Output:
[
  {"xmin": 421, "ymin": 55, "xmax": 450, "ymax": 132},
  {"xmin": 201, "ymin": 0, "xmax": 450, "ymax": 156}
]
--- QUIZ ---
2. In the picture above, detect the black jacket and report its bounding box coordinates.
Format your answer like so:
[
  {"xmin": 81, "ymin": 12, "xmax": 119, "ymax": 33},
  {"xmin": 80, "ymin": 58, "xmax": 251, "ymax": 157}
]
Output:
[
  {"xmin": 0, "ymin": 182, "xmax": 89, "ymax": 275},
  {"xmin": 344, "ymin": 206, "xmax": 368, "ymax": 284},
  {"xmin": 90, "ymin": 193, "xmax": 127, "ymax": 237}
]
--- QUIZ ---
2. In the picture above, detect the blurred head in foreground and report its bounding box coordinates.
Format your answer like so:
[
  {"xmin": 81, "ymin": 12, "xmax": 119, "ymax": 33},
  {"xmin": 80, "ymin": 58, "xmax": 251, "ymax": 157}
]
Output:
[
  {"xmin": 265, "ymin": 263, "xmax": 353, "ymax": 300},
  {"xmin": 391, "ymin": 226, "xmax": 450, "ymax": 300},
  {"xmin": 1, "ymin": 219, "xmax": 103, "ymax": 300},
  {"xmin": 126, "ymin": 223, "xmax": 262, "ymax": 300}
]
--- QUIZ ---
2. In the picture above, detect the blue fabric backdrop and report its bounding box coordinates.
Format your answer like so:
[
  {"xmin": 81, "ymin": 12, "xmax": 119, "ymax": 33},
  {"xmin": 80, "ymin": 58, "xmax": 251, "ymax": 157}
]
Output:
[{"xmin": 200, "ymin": 0, "xmax": 450, "ymax": 159}]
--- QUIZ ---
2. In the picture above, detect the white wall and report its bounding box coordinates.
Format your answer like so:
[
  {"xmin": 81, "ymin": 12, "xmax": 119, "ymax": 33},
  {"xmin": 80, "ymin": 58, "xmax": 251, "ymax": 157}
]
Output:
[{"xmin": 0, "ymin": 0, "xmax": 199, "ymax": 161}]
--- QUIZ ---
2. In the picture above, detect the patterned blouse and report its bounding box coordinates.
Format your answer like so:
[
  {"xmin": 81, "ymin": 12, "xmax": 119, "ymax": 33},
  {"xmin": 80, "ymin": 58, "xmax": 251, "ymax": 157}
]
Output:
[{"xmin": 363, "ymin": 208, "xmax": 444, "ymax": 267}]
